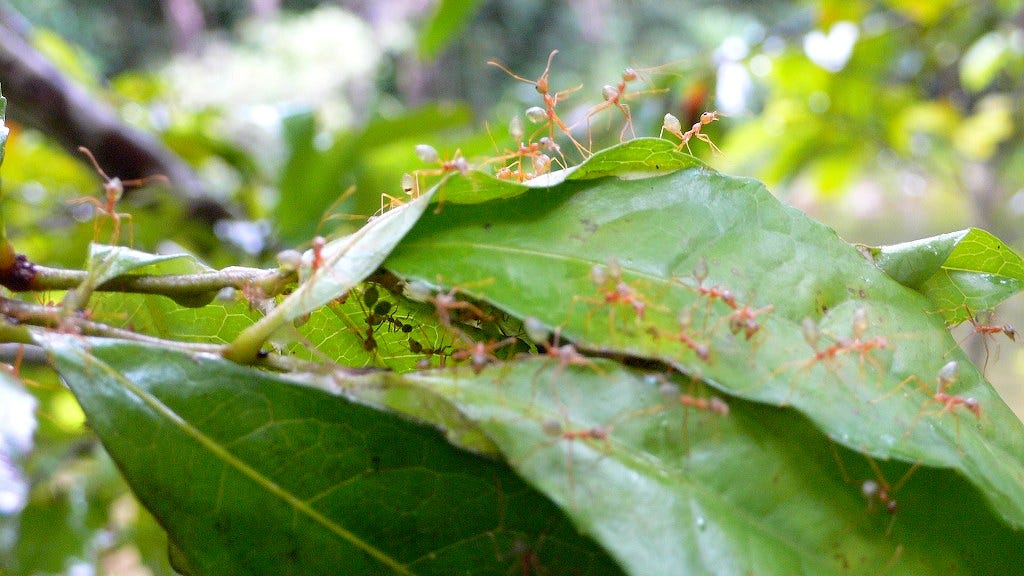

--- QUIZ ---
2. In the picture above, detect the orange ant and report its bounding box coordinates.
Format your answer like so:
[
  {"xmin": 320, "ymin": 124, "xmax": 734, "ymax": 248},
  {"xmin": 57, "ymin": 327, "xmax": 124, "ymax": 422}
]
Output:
[
  {"xmin": 583, "ymin": 66, "xmax": 667, "ymax": 142},
  {"xmin": 414, "ymin": 144, "xmax": 469, "ymax": 182},
  {"xmin": 488, "ymin": 50, "xmax": 590, "ymax": 159},
  {"xmin": 71, "ymin": 147, "xmax": 169, "ymax": 245},
  {"xmin": 873, "ymin": 360, "xmax": 981, "ymax": 451},
  {"xmin": 802, "ymin": 309, "xmax": 889, "ymax": 382},
  {"xmin": 487, "ymin": 117, "xmax": 560, "ymax": 181},
  {"xmin": 770, "ymin": 311, "xmax": 889, "ymax": 403},
  {"xmin": 451, "ymin": 336, "xmax": 518, "ymax": 374},
  {"xmin": 679, "ymin": 258, "xmax": 738, "ymax": 310},
  {"xmin": 656, "ymin": 378, "xmax": 730, "ymax": 416},
  {"xmin": 952, "ymin": 307, "xmax": 1018, "ymax": 373},
  {"xmin": 379, "ymin": 145, "xmax": 469, "ymax": 214},
  {"xmin": 415, "ymin": 276, "xmax": 495, "ymax": 330},
  {"xmin": 636, "ymin": 376, "xmax": 730, "ymax": 455},
  {"xmin": 657, "ymin": 308, "xmax": 711, "ymax": 362},
  {"xmin": 536, "ymin": 418, "xmax": 612, "ymax": 508},
  {"xmin": 727, "ymin": 303, "xmax": 775, "ymax": 341},
  {"xmin": 661, "ymin": 111, "xmax": 724, "ymax": 155},
  {"xmin": 830, "ymin": 443, "xmax": 921, "ymax": 537},
  {"xmin": 573, "ymin": 260, "xmax": 649, "ymax": 337},
  {"xmin": 533, "ymin": 328, "xmax": 596, "ymax": 376}
]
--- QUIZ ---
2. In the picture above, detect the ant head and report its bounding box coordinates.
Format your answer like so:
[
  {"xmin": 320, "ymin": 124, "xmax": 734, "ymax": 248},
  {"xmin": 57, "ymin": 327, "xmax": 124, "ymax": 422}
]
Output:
[
  {"xmin": 700, "ymin": 111, "xmax": 720, "ymax": 123},
  {"xmin": 535, "ymin": 49, "xmax": 559, "ymax": 94},
  {"xmin": 622, "ymin": 68, "xmax": 638, "ymax": 82}
]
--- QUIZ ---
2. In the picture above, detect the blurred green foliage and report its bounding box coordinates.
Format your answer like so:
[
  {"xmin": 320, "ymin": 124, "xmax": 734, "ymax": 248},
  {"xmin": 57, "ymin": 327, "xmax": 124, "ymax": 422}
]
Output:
[{"xmin": 2, "ymin": 0, "xmax": 1024, "ymax": 573}]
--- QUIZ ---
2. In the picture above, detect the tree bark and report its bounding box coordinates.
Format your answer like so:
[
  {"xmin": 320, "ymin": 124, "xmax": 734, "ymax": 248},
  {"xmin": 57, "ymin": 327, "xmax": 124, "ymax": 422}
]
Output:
[{"xmin": 0, "ymin": 8, "xmax": 230, "ymax": 222}]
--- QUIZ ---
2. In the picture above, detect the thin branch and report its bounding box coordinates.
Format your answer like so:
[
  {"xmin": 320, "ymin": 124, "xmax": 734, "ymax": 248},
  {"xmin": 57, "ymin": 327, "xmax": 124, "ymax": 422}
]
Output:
[{"xmin": 21, "ymin": 264, "xmax": 295, "ymax": 301}]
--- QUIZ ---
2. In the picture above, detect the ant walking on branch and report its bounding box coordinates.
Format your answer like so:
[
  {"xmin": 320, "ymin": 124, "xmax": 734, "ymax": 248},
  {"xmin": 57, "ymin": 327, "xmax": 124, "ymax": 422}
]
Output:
[
  {"xmin": 488, "ymin": 50, "xmax": 591, "ymax": 159},
  {"xmin": 661, "ymin": 111, "xmax": 725, "ymax": 155},
  {"xmin": 71, "ymin": 147, "xmax": 169, "ymax": 246}
]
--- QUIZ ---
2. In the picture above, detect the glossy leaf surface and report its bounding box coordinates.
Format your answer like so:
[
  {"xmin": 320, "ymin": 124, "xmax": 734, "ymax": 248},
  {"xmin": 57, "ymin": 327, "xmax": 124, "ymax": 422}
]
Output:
[
  {"xmin": 384, "ymin": 141, "xmax": 1024, "ymax": 528},
  {"xmin": 865, "ymin": 228, "xmax": 1024, "ymax": 323},
  {"xmin": 42, "ymin": 335, "xmax": 620, "ymax": 576}
]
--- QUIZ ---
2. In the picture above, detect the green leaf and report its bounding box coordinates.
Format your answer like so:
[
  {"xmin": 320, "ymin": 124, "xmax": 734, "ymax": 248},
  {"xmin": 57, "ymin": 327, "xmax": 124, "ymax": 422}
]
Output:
[
  {"xmin": 437, "ymin": 138, "xmax": 700, "ymax": 206},
  {"xmin": 278, "ymin": 193, "xmax": 432, "ymax": 323},
  {"xmin": 384, "ymin": 160, "xmax": 1024, "ymax": 528},
  {"xmin": 387, "ymin": 359, "xmax": 1024, "ymax": 575},
  {"xmin": 41, "ymin": 336, "xmax": 622, "ymax": 576},
  {"xmin": 72, "ymin": 245, "xmax": 216, "ymax": 310},
  {"xmin": 90, "ymin": 290, "xmax": 262, "ymax": 344},
  {"xmin": 416, "ymin": 0, "xmax": 482, "ymax": 59},
  {"xmin": 865, "ymin": 228, "xmax": 1024, "ymax": 323}
]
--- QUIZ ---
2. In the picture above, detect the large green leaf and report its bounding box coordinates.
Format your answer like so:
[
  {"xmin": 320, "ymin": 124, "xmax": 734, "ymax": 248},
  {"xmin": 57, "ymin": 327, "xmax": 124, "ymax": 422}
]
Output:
[
  {"xmin": 373, "ymin": 359, "xmax": 1024, "ymax": 575},
  {"xmin": 383, "ymin": 141, "xmax": 1024, "ymax": 528},
  {"xmin": 863, "ymin": 228, "xmax": 1024, "ymax": 323},
  {"xmin": 41, "ymin": 335, "xmax": 622, "ymax": 576}
]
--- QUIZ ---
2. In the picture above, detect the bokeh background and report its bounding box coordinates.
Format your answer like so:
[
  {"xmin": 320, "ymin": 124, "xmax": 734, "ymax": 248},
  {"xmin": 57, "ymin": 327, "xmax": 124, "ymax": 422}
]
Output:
[{"xmin": 1, "ymin": 0, "xmax": 1021, "ymax": 573}]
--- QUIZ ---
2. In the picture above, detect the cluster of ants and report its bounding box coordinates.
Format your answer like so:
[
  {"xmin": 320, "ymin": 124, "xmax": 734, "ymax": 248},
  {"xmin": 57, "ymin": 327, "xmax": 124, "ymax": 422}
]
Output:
[{"xmin": 382, "ymin": 50, "xmax": 724, "ymax": 213}]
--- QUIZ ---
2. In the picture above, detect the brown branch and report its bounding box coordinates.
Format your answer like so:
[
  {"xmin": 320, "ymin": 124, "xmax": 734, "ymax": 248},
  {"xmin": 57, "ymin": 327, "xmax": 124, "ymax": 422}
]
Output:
[{"xmin": 0, "ymin": 8, "xmax": 232, "ymax": 223}]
